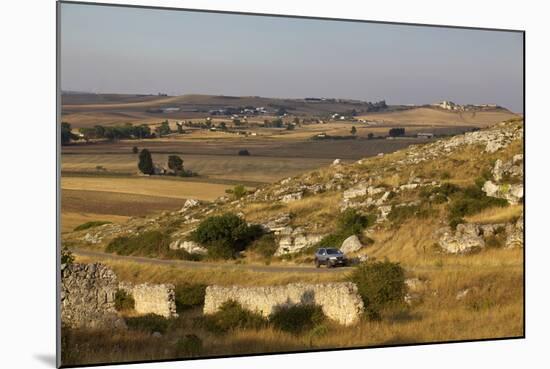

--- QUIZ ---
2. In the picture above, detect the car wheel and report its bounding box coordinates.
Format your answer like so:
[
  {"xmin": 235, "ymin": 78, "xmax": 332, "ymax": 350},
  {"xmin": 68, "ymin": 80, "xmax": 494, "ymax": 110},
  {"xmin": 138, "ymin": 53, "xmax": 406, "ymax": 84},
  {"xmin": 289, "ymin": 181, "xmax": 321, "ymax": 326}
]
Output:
[
  {"xmin": 326, "ymin": 260, "xmax": 333, "ymax": 268},
  {"xmin": 315, "ymin": 259, "xmax": 320, "ymax": 268}
]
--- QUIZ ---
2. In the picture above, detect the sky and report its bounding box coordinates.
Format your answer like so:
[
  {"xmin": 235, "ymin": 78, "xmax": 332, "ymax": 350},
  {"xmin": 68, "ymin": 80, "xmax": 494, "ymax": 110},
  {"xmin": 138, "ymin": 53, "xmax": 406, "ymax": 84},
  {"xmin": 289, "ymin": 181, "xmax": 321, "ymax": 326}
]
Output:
[{"xmin": 60, "ymin": 3, "xmax": 524, "ymax": 112}]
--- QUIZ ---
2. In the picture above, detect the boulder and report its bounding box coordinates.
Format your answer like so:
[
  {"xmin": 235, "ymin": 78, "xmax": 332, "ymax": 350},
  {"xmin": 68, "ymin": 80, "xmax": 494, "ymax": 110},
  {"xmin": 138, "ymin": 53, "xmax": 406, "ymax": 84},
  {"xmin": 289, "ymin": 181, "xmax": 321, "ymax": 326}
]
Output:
[
  {"xmin": 340, "ymin": 235, "xmax": 363, "ymax": 254},
  {"xmin": 343, "ymin": 183, "xmax": 368, "ymax": 200},
  {"xmin": 437, "ymin": 224, "xmax": 485, "ymax": 254},
  {"xmin": 179, "ymin": 199, "xmax": 200, "ymax": 212},
  {"xmin": 332, "ymin": 159, "xmax": 342, "ymax": 166}
]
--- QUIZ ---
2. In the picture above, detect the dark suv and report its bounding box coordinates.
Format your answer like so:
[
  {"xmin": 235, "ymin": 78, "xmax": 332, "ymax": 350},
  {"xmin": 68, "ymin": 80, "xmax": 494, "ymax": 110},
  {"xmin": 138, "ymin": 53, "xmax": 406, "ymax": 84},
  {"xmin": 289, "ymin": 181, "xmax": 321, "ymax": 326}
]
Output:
[{"xmin": 314, "ymin": 248, "xmax": 347, "ymax": 268}]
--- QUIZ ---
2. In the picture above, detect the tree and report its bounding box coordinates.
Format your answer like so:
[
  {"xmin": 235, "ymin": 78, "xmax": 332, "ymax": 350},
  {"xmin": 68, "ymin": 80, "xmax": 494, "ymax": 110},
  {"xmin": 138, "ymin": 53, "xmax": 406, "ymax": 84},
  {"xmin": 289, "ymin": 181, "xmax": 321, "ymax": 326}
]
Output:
[
  {"xmin": 231, "ymin": 185, "xmax": 247, "ymax": 200},
  {"xmin": 168, "ymin": 155, "xmax": 184, "ymax": 173},
  {"xmin": 132, "ymin": 146, "xmax": 139, "ymax": 154},
  {"xmin": 350, "ymin": 126, "xmax": 357, "ymax": 136},
  {"xmin": 138, "ymin": 149, "xmax": 154, "ymax": 175},
  {"xmin": 157, "ymin": 121, "xmax": 171, "ymax": 136},
  {"xmin": 367, "ymin": 132, "xmax": 374, "ymax": 140},
  {"xmin": 176, "ymin": 122, "xmax": 184, "ymax": 134},
  {"xmin": 61, "ymin": 122, "xmax": 76, "ymax": 145},
  {"xmin": 190, "ymin": 213, "xmax": 264, "ymax": 259}
]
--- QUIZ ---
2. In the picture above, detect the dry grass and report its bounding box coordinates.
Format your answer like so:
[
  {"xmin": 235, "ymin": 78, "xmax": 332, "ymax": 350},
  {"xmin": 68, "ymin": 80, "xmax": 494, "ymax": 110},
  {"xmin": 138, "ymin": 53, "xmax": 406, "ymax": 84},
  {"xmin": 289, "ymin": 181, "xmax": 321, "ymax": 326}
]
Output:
[
  {"xmin": 61, "ymin": 177, "xmax": 230, "ymax": 200},
  {"xmin": 61, "ymin": 212, "xmax": 129, "ymax": 234},
  {"xmin": 74, "ymin": 255, "xmax": 345, "ymax": 286},
  {"xmin": 62, "ymin": 258, "xmax": 523, "ymax": 366},
  {"xmin": 465, "ymin": 205, "xmax": 523, "ymax": 224},
  {"xmin": 357, "ymin": 107, "xmax": 518, "ymax": 127},
  {"xmin": 62, "ymin": 153, "xmax": 331, "ymax": 184}
]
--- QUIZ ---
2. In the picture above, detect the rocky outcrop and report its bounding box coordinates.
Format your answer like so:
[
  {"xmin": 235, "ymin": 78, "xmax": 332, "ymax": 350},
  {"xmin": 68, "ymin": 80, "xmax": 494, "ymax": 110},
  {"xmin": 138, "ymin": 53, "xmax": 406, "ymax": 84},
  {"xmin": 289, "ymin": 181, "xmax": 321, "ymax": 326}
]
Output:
[
  {"xmin": 61, "ymin": 263, "xmax": 126, "ymax": 329},
  {"xmin": 437, "ymin": 224, "xmax": 486, "ymax": 254},
  {"xmin": 204, "ymin": 282, "xmax": 364, "ymax": 326},
  {"xmin": 437, "ymin": 217, "xmax": 523, "ymax": 253},
  {"xmin": 169, "ymin": 239, "xmax": 207, "ymax": 255},
  {"xmin": 340, "ymin": 235, "xmax": 363, "ymax": 253},
  {"xmin": 483, "ymin": 181, "xmax": 523, "ymax": 205},
  {"xmin": 119, "ymin": 282, "xmax": 178, "ymax": 318},
  {"xmin": 275, "ymin": 227, "xmax": 325, "ymax": 255},
  {"xmin": 281, "ymin": 191, "xmax": 303, "ymax": 203}
]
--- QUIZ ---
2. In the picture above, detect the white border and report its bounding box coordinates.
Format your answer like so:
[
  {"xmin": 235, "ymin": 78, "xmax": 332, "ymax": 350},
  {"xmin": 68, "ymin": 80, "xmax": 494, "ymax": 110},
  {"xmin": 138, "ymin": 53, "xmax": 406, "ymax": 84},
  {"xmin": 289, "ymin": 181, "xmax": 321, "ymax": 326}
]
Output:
[{"xmin": 2, "ymin": 1, "xmax": 548, "ymax": 368}]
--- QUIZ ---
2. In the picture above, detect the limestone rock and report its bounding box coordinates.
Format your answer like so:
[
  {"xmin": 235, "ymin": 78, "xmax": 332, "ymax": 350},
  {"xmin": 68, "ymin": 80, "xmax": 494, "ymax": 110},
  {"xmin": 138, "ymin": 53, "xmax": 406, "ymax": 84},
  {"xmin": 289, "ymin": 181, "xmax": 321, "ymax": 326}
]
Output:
[
  {"xmin": 281, "ymin": 191, "xmax": 303, "ymax": 203},
  {"xmin": 169, "ymin": 239, "xmax": 207, "ymax": 255},
  {"xmin": 340, "ymin": 235, "xmax": 363, "ymax": 254},
  {"xmin": 179, "ymin": 199, "xmax": 200, "ymax": 212},
  {"xmin": 437, "ymin": 224, "xmax": 485, "ymax": 254}
]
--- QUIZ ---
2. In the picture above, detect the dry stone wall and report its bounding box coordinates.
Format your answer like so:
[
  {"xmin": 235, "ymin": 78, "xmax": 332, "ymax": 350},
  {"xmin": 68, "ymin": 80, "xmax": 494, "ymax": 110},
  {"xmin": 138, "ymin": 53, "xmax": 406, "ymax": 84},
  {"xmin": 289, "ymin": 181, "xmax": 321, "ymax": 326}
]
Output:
[
  {"xmin": 204, "ymin": 282, "xmax": 364, "ymax": 326},
  {"xmin": 119, "ymin": 282, "xmax": 178, "ymax": 318},
  {"xmin": 61, "ymin": 263, "xmax": 125, "ymax": 329}
]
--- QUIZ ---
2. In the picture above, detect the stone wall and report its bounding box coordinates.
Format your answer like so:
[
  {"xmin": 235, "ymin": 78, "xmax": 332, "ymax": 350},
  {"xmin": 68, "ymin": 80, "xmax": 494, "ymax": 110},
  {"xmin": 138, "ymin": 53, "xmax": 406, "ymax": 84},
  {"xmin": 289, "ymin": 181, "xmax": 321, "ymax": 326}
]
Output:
[
  {"xmin": 119, "ymin": 282, "xmax": 178, "ymax": 318},
  {"xmin": 204, "ymin": 282, "xmax": 364, "ymax": 326},
  {"xmin": 61, "ymin": 263, "xmax": 125, "ymax": 329}
]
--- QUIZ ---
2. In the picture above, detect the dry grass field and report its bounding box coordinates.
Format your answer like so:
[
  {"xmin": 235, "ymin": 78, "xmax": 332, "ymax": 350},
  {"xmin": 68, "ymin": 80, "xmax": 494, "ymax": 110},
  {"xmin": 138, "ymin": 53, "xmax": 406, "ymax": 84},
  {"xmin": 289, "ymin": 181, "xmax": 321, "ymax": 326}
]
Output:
[
  {"xmin": 358, "ymin": 107, "xmax": 518, "ymax": 127},
  {"xmin": 61, "ymin": 177, "xmax": 231, "ymax": 200}
]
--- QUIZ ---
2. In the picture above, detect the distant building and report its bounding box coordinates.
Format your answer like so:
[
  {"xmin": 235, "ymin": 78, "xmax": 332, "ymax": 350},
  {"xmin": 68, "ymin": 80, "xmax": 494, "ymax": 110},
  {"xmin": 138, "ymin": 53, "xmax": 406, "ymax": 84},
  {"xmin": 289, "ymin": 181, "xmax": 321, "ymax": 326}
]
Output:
[{"xmin": 417, "ymin": 133, "xmax": 435, "ymax": 139}]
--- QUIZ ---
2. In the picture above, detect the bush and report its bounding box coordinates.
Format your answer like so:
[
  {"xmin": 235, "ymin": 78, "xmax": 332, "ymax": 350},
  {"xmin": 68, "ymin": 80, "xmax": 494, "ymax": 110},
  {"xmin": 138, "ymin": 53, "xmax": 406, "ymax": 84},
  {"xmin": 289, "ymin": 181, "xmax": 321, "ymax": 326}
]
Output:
[
  {"xmin": 338, "ymin": 208, "xmax": 371, "ymax": 235},
  {"xmin": 132, "ymin": 146, "xmax": 139, "ymax": 154},
  {"xmin": 114, "ymin": 289, "xmax": 135, "ymax": 311},
  {"xmin": 315, "ymin": 209, "xmax": 373, "ymax": 249},
  {"xmin": 202, "ymin": 300, "xmax": 267, "ymax": 334},
  {"xmin": 73, "ymin": 220, "xmax": 112, "ymax": 232},
  {"xmin": 175, "ymin": 334, "xmax": 203, "ymax": 357},
  {"xmin": 388, "ymin": 204, "xmax": 436, "ymax": 226},
  {"xmin": 270, "ymin": 305, "xmax": 325, "ymax": 334},
  {"xmin": 349, "ymin": 260, "xmax": 406, "ymax": 319},
  {"xmin": 105, "ymin": 230, "xmax": 171, "ymax": 257},
  {"xmin": 229, "ymin": 184, "xmax": 247, "ymax": 200},
  {"xmin": 238, "ymin": 149, "xmax": 250, "ymax": 156},
  {"xmin": 175, "ymin": 284, "xmax": 206, "ymax": 312},
  {"xmin": 126, "ymin": 314, "xmax": 170, "ymax": 334},
  {"xmin": 249, "ymin": 234, "xmax": 278, "ymax": 258},
  {"xmin": 190, "ymin": 213, "xmax": 264, "ymax": 259},
  {"xmin": 447, "ymin": 185, "xmax": 508, "ymax": 220}
]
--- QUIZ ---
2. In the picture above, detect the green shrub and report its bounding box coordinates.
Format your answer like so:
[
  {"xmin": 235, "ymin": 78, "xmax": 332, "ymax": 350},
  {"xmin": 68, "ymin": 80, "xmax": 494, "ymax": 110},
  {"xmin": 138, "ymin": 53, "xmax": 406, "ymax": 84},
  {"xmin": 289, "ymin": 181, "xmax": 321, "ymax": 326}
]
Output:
[
  {"xmin": 315, "ymin": 209, "xmax": 373, "ymax": 249},
  {"xmin": 201, "ymin": 300, "xmax": 267, "ymax": 334},
  {"xmin": 349, "ymin": 260, "xmax": 406, "ymax": 319},
  {"xmin": 175, "ymin": 334, "xmax": 203, "ymax": 357},
  {"xmin": 270, "ymin": 305, "xmax": 325, "ymax": 334},
  {"xmin": 449, "ymin": 217, "xmax": 465, "ymax": 230},
  {"xmin": 250, "ymin": 234, "xmax": 278, "ymax": 258},
  {"xmin": 105, "ymin": 230, "xmax": 171, "ymax": 257},
  {"xmin": 73, "ymin": 221, "xmax": 112, "ymax": 231},
  {"xmin": 338, "ymin": 208, "xmax": 370, "ymax": 235},
  {"xmin": 190, "ymin": 213, "xmax": 264, "ymax": 259},
  {"xmin": 448, "ymin": 186, "xmax": 508, "ymax": 220},
  {"xmin": 229, "ymin": 184, "xmax": 248, "ymax": 199},
  {"xmin": 126, "ymin": 314, "xmax": 170, "ymax": 334},
  {"xmin": 175, "ymin": 284, "xmax": 206, "ymax": 312},
  {"xmin": 114, "ymin": 289, "xmax": 135, "ymax": 311},
  {"xmin": 388, "ymin": 204, "xmax": 436, "ymax": 226}
]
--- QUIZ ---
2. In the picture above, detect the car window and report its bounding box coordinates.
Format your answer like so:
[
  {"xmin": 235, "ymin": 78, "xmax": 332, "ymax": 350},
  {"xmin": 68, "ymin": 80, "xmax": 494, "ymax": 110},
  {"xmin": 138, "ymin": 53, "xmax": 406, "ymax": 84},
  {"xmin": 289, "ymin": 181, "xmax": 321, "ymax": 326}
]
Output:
[
  {"xmin": 319, "ymin": 248, "xmax": 326, "ymax": 254},
  {"xmin": 326, "ymin": 249, "xmax": 340, "ymax": 255}
]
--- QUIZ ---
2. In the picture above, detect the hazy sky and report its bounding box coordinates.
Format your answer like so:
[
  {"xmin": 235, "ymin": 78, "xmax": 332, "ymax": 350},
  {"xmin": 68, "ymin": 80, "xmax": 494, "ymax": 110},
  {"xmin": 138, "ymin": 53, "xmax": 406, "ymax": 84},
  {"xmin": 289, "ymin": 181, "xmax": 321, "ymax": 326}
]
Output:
[{"xmin": 60, "ymin": 3, "xmax": 524, "ymax": 112}]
